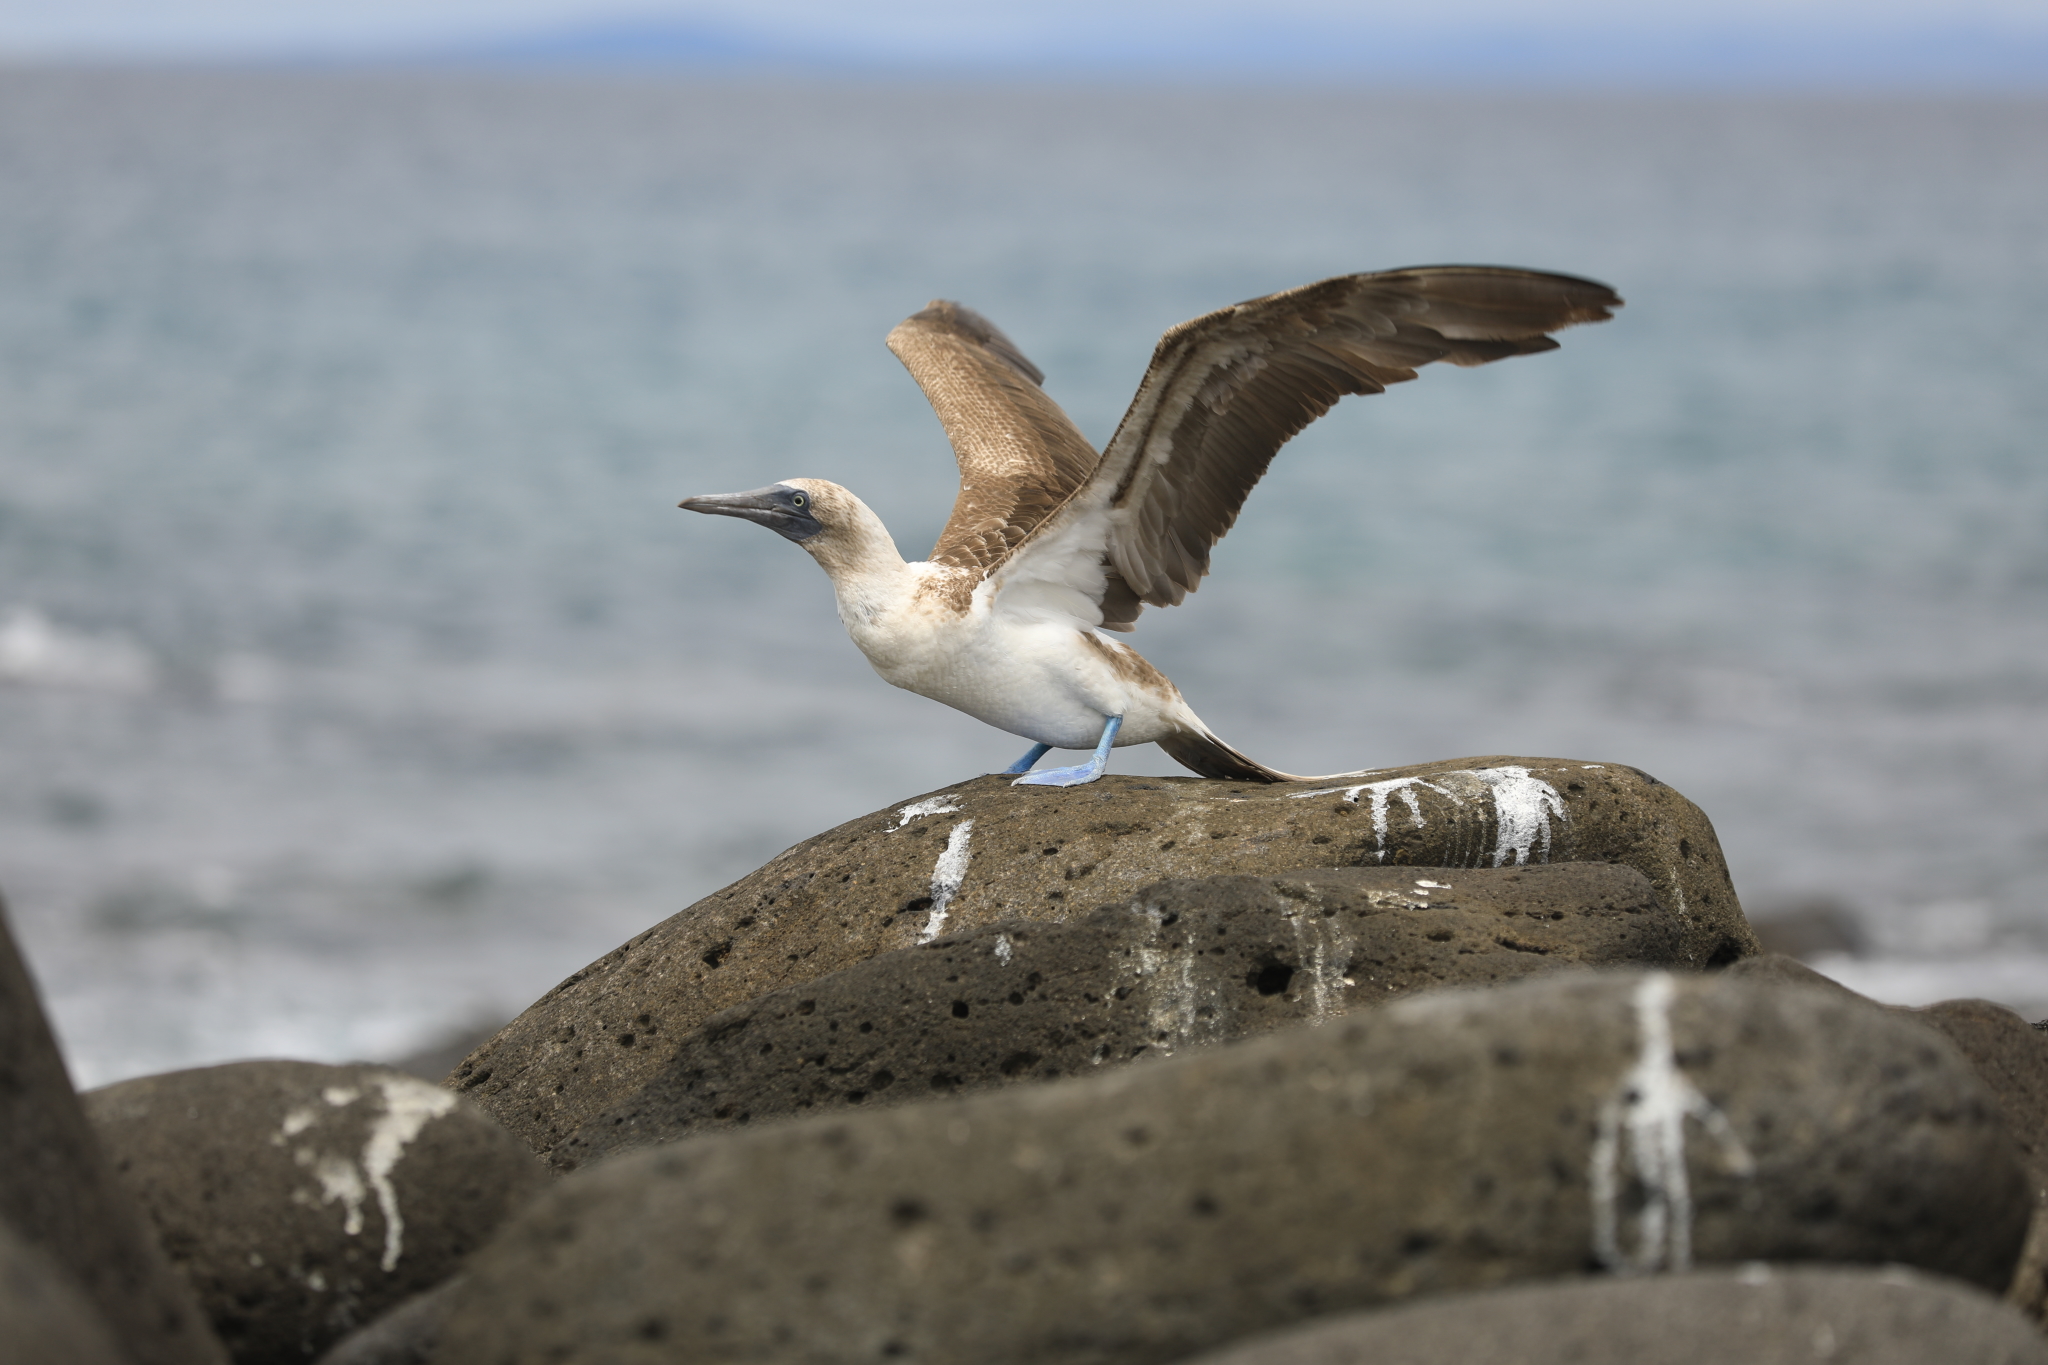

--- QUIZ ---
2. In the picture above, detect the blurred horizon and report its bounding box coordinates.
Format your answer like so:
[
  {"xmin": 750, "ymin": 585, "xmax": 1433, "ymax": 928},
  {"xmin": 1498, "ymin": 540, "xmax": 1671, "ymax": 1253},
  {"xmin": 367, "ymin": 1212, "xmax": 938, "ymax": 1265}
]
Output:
[{"xmin": 2, "ymin": 1, "xmax": 2047, "ymax": 89}]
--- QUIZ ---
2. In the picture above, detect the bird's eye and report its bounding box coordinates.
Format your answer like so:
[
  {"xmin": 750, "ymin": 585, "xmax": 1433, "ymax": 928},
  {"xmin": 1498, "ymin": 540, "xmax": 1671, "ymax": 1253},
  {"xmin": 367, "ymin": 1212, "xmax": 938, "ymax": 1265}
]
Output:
[{"xmin": 791, "ymin": 493, "xmax": 807, "ymax": 508}]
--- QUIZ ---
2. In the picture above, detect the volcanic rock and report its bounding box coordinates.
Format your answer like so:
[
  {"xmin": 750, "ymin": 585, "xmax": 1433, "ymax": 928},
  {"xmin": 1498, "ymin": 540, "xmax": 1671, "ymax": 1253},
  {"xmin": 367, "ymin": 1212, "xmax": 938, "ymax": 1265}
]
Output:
[
  {"xmin": 84, "ymin": 1060, "xmax": 547, "ymax": 1364},
  {"xmin": 1746, "ymin": 896, "xmax": 1866, "ymax": 959},
  {"xmin": 0, "ymin": 1216, "xmax": 128, "ymax": 1365},
  {"xmin": 453, "ymin": 757, "xmax": 1751, "ymax": 1153},
  {"xmin": 554, "ymin": 861, "xmax": 1680, "ymax": 1170},
  {"xmin": 1719, "ymin": 950, "xmax": 1871, "ymax": 1002},
  {"xmin": 310, "ymin": 1276, "xmax": 461, "ymax": 1365},
  {"xmin": 1724, "ymin": 956, "xmax": 2048, "ymax": 1316},
  {"xmin": 1168, "ymin": 1265, "xmax": 2048, "ymax": 1365},
  {"xmin": 1903, "ymin": 998, "xmax": 2048, "ymax": 1322},
  {"xmin": 0, "ymin": 898, "xmax": 227, "ymax": 1365},
  {"xmin": 437, "ymin": 970, "xmax": 2022, "ymax": 1365}
]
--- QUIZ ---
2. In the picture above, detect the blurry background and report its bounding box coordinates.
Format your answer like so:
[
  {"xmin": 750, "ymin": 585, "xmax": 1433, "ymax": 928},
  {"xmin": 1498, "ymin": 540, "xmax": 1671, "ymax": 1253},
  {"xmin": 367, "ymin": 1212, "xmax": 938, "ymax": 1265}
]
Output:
[{"xmin": 2, "ymin": 1, "xmax": 2045, "ymax": 1086}]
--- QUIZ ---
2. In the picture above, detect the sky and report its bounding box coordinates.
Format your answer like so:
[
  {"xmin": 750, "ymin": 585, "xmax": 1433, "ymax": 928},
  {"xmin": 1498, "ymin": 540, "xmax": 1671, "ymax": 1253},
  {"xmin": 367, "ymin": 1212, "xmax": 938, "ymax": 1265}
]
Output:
[{"xmin": 2, "ymin": 0, "xmax": 2046, "ymax": 85}]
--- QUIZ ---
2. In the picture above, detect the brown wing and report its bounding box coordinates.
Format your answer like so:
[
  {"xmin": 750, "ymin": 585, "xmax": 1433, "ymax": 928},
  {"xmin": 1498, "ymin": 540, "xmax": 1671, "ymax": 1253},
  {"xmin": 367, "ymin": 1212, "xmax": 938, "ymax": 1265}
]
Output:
[
  {"xmin": 1054, "ymin": 266, "xmax": 1623, "ymax": 610},
  {"xmin": 886, "ymin": 301, "xmax": 1106, "ymax": 586}
]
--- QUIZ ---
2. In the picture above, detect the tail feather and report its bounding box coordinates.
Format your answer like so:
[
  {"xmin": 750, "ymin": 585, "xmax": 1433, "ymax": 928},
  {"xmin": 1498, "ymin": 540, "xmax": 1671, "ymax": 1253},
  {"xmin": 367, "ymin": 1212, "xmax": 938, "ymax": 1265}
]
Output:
[{"xmin": 1156, "ymin": 727, "xmax": 1381, "ymax": 785}]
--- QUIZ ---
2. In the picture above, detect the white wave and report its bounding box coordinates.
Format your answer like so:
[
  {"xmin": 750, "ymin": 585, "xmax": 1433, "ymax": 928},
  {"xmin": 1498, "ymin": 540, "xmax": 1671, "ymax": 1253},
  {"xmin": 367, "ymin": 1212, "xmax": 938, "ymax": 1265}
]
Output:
[{"xmin": 0, "ymin": 606, "xmax": 154, "ymax": 693}]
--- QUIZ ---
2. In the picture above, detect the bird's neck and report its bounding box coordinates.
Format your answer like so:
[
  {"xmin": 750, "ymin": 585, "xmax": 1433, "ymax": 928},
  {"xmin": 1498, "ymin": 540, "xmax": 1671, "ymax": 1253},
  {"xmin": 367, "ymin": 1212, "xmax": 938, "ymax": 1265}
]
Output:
[{"xmin": 801, "ymin": 500, "xmax": 917, "ymax": 628}]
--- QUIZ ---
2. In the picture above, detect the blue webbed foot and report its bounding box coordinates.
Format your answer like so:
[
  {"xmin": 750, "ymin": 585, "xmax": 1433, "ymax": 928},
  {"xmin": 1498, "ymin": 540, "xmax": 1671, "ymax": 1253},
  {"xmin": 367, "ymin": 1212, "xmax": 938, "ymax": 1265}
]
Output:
[
  {"xmin": 1012, "ymin": 716, "xmax": 1121, "ymax": 788},
  {"xmin": 995, "ymin": 742, "xmax": 1053, "ymax": 776},
  {"xmin": 1012, "ymin": 759, "xmax": 1105, "ymax": 787}
]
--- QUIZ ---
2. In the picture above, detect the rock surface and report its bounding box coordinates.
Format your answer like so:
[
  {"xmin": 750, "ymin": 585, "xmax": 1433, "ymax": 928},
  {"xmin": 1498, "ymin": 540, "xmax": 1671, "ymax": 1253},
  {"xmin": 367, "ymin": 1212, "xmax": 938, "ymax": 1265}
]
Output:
[
  {"xmin": 555, "ymin": 862, "xmax": 1681, "ymax": 1170},
  {"xmin": 310, "ymin": 1276, "xmax": 461, "ymax": 1365},
  {"xmin": 1726, "ymin": 956, "xmax": 2048, "ymax": 1319},
  {"xmin": 1169, "ymin": 1265, "xmax": 2048, "ymax": 1365},
  {"xmin": 1718, "ymin": 950, "xmax": 1870, "ymax": 1002},
  {"xmin": 1905, "ymin": 997, "xmax": 2048, "ymax": 1322},
  {"xmin": 453, "ymin": 758, "xmax": 1751, "ymax": 1153},
  {"xmin": 0, "ymin": 1216, "xmax": 128, "ymax": 1365},
  {"xmin": 0, "ymin": 899, "xmax": 228, "ymax": 1365},
  {"xmin": 438, "ymin": 971, "xmax": 2021, "ymax": 1365},
  {"xmin": 85, "ymin": 1060, "xmax": 547, "ymax": 1365}
]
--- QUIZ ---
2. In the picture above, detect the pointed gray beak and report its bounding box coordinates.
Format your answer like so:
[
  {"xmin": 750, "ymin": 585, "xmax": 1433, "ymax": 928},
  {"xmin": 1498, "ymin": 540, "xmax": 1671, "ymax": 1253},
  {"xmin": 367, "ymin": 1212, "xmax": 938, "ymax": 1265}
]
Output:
[{"xmin": 678, "ymin": 484, "xmax": 823, "ymax": 543}]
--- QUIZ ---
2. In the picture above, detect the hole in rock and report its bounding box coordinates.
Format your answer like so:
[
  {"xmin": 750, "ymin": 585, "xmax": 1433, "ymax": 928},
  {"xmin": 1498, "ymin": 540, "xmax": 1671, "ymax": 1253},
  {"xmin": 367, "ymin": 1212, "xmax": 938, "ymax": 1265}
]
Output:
[{"xmin": 1249, "ymin": 961, "xmax": 1296, "ymax": 996}]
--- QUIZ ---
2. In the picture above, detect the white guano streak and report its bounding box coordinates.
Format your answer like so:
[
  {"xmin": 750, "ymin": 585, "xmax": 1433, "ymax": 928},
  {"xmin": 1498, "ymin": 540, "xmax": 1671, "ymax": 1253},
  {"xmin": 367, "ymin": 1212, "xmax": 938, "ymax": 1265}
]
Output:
[
  {"xmin": 892, "ymin": 794, "xmax": 962, "ymax": 830},
  {"xmin": 1471, "ymin": 766, "xmax": 1567, "ymax": 867},
  {"xmin": 363, "ymin": 1075, "xmax": 459, "ymax": 1271},
  {"xmin": 1289, "ymin": 765, "xmax": 1568, "ymax": 868},
  {"xmin": 918, "ymin": 819, "xmax": 975, "ymax": 943},
  {"xmin": 1589, "ymin": 974, "xmax": 1755, "ymax": 1274},
  {"xmin": 1289, "ymin": 777, "xmax": 1460, "ymax": 862},
  {"xmin": 277, "ymin": 1073, "xmax": 459, "ymax": 1275}
]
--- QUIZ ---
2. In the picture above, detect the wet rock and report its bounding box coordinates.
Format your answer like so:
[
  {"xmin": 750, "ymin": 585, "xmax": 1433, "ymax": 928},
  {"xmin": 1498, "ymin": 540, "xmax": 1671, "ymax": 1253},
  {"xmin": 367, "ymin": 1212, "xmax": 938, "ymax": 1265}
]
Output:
[
  {"xmin": 454, "ymin": 758, "xmax": 1751, "ymax": 1153},
  {"xmin": 1168, "ymin": 1265, "xmax": 2048, "ymax": 1365},
  {"xmin": 438, "ymin": 971, "xmax": 2023, "ymax": 1365},
  {"xmin": 554, "ymin": 862, "xmax": 1682, "ymax": 1170},
  {"xmin": 0, "ymin": 898, "xmax": 227, "ymax": 1365},
  {"xmin": 0, "ymin": 1217, "xmax": 128, "ymax": 1365},
  {"xmin": 84, "ymin": 1060, "xmax": 548, "ymax": 1365}
]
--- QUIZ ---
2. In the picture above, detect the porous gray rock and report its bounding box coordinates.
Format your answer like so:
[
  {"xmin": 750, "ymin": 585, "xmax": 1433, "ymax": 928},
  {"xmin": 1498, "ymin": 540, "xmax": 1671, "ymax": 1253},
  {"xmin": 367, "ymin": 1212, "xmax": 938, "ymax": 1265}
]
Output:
[
  {"xmin": 1167, "ymin": 1265, "xmax": 2048, "ymax": 1365},
  {"xmin": 1903, "ymin": 998, "xmax": 2048, "ymax": 1323},
  {"xmin": 1719, "ymin": 950, "xmax": 1871, "ymax": 1003},
  {"xmin": 0, "ymin": 898, "xmax": 227, "ymax": 1365},
  {"xmin": 438, "ymin": 971, "xmax": 2023, "ymax": 1365},
  {"xmin": 310, "ymin": 1276, "xmax": 461, "ymax": 1365},
  {"xmin": 453, "ymin": 758, "xmax": 1751, "ymax": 1153},
  {"xmin": 554, "ymin": 862, "xmax": 1682, "ymax": 1170},
  {"xmin": 1746, "ymin": 896, "xmax": 1866, "ymax": 959},
  {"xmin": 84, "ymin": 1061, "xmax": 547, "ymax": 1365},
  {"xmin": 0, "ymin": 1216, "xmax": 128, "ymax": 1365},
  {"xmin": 1725, "ymin": 957, "xmax": 2048, "ymax": 1320}
]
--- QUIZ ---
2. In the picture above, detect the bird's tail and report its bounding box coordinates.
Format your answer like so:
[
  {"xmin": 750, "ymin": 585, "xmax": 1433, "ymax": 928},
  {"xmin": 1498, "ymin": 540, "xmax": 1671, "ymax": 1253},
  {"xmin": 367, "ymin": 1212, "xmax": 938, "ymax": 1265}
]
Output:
[{"xmin": 1156, "ymin": 724, "xmax": 1382, "ymax": 786}]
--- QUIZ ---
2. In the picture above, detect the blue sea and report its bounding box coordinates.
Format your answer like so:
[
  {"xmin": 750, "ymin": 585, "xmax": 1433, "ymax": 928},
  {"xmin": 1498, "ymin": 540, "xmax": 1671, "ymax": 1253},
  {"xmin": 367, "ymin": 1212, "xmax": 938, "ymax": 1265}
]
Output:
[{"xmin": 2, "ymin": 69, "xmax": 2045, "ymax": 1085}]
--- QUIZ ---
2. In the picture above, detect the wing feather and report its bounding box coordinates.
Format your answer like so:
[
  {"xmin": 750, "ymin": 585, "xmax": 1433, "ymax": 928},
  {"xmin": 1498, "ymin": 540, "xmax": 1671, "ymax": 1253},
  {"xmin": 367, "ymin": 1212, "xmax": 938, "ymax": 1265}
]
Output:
[
  {"xmin": 1003, "ymin": 266, "xmax": 1621, "ymax": 613},
  {"xmin": 885, "ymin": 301, "xmax": 1102, "ymax": 587}
]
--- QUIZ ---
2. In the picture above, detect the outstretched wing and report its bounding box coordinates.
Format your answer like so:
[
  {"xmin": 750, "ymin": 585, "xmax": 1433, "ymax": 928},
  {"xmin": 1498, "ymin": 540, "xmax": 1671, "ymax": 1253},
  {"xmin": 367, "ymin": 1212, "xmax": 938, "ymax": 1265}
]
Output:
[
  {"xmin": 886, "ymin": 301, "xmax": 1104, "ymax": 585},
  {"xmin": 1000, "ymin": 266, "xmax": 1622, "ymax": 621}
]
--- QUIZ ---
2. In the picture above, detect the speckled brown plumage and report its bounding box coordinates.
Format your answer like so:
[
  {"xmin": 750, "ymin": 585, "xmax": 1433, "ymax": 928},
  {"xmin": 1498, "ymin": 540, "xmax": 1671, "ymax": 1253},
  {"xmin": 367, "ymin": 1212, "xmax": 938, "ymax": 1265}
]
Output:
[{"xmin": 887, "ymin": 268, "xmax": 1620, "ymax": 631}]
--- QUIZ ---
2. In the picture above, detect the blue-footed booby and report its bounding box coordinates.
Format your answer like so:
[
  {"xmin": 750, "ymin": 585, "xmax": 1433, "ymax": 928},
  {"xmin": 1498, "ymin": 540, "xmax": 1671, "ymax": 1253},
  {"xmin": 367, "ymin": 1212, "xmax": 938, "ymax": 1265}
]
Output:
[{"xmin": 682, "ymin": 266, "xmax": 1620, "ymax": 786}]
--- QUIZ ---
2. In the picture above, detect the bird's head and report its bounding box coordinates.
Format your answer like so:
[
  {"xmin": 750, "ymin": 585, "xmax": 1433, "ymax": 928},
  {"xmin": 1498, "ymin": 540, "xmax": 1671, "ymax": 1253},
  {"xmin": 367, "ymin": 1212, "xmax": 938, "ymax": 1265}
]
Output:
[
  {"xmin": 677, "ymin": 481, "xmax": 824, "ymax": 544},
  {"xmin": 678, "ymin": 478, "xmax": 901, "ymax": 579}
]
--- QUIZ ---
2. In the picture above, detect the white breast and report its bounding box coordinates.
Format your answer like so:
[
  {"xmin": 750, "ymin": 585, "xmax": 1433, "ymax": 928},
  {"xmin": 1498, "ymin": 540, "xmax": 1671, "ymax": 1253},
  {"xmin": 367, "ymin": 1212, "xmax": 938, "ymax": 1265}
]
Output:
[{"xmin": 839, "ymin": 565, "xmax": 1182, "ymax": 750}]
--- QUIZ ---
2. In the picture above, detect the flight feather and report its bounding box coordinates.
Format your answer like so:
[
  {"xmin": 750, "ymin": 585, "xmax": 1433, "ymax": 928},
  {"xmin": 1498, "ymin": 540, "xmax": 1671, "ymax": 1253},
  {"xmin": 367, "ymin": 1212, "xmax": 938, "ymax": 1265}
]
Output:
[{"xmin": 889, "ymin": 267, "xmax": 1620, "ymax": 628}]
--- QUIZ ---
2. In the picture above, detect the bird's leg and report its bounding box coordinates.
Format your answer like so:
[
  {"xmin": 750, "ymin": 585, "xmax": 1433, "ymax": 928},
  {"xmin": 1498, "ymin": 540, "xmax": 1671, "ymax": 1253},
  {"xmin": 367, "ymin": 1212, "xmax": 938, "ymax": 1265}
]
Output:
[
  {"xmin": 995, "ymin": 742, "xmax": 1053, "ymax": 776},
  {"xmin": 1012, "ymin": 716, "xmax": 1122, "ymax": 788}
]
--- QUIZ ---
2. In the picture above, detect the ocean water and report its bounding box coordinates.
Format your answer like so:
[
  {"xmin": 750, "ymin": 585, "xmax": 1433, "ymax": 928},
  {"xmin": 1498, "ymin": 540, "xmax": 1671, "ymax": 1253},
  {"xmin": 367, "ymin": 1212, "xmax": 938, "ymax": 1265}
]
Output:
[{"xmin": 1, "ymin": 70, "xmax": 2044, "ymax": 1086}]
